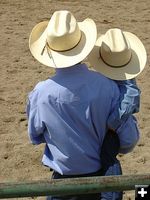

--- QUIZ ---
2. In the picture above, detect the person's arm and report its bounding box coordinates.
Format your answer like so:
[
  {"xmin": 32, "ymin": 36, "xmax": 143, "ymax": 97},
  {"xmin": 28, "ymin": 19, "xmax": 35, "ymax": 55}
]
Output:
[
  {"xmin": 107, "ymin": 78, "xmax": 140, "ymax": 131},
  {"xmin": 26, "ymin": 89, "xmax": 46, "ymax": 145},
  {"xmin": 107, "ymin": 80, "xmax": 140, "ymax": 153},
  {"xmin": 116, "ymin": 115, "xmax": 140, "ymax": 154},
  {"xmin": 115, "ymin": 78, "xmax": 141, "ymax": 116}
]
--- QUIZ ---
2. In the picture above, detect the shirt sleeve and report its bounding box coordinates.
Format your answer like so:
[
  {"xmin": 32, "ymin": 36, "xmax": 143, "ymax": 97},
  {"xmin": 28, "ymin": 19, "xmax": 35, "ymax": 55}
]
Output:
[
  {"xmin": 26, "ymin": 89, "xmax": 46, "ymax": 145},
  {"xmin": 107, "ymin": 81, "xmax": 122, "ymax": 130},
  {"xmin": 107, "ymin": 79, "xmax": 141, "ymax": 131},
  {"xmin": 116, "ymin": 115, "xmax": 140, "ymax": 154},
  {"xmin": 115, "ymin": 78, "xmax": 141, "ymax": 115}
]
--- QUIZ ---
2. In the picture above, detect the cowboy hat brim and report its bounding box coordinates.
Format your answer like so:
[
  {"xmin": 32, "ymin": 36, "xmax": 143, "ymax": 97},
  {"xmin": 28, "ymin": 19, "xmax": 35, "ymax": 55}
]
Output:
[
  {"xmin": 29, "ymin": 19, "xmax": 97, "ymax": 68},
  {"xmin": 88, "ymin": 32, "xmax": 147, "ymax": 80}
]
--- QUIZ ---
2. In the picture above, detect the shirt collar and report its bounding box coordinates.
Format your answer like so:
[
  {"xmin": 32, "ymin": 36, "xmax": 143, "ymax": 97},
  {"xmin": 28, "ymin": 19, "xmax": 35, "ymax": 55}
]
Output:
[{"xmin": 55, "ymin": 63, "xmax": 88, "ymax": 75}]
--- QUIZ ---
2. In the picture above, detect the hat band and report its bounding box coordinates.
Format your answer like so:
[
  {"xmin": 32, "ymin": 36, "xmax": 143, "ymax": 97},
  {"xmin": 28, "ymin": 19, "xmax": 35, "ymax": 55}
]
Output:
[
  {"xmin": 99, "ymin": 47, "xmax": 132, "ymax": 68},
  {"xmin": 41, "ymin": 33, "xmax": 82, "ymax": 57},
  {"xmin": 47, "ymin": 32, "xmax": 82, "ymax": 52}
]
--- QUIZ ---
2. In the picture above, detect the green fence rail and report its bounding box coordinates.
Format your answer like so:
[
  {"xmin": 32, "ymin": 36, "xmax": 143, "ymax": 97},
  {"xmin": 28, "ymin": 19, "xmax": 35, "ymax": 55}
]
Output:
[{"xmin": 0, "ymin": 174, "xmax": 150, "ymax": 199}]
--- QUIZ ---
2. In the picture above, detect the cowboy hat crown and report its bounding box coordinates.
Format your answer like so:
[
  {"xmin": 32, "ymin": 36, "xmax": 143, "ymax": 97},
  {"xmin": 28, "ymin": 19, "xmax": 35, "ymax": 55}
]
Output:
[
  {"xmin": 101, "ymin": 28, "xmax": 132, "ymax": 67},
  {"xmin": 46, "ymin": 10, "xmax": 81, "ymax": 51}
]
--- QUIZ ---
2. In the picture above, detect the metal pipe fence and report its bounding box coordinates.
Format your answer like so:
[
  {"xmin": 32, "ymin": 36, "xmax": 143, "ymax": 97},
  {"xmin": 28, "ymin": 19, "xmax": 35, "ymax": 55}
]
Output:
[{"xmin": 0, "ymin": 174, "xmax": 150, "ymax": 199}]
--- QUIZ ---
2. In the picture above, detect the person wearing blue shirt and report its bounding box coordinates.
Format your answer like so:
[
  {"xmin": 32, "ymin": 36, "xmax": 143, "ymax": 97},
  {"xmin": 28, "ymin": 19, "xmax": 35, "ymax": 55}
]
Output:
[
  {"xmin": 88, "ymin": 28, "xmax": 147, "ymax": 200},
  {"xmin": 100, "ymin": 79, "xmax": 140, "ymax": 200},
  {"xmin": 27, "ymin": 11, "xmax": 146, "ymax": 200}
]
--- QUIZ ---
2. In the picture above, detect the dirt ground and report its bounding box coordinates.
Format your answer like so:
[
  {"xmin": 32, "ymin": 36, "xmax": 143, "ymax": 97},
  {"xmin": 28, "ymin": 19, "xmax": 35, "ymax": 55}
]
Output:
[{"xmin": 0, "ymin": 0, "xmax": 150, "ymax": 199}]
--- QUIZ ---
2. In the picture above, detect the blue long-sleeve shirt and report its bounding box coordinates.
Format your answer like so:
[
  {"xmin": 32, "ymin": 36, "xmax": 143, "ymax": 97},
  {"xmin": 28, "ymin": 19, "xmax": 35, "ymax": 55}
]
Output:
[{"xmin": 26, "ymin": 64, "xmax": 139, "ymax": 175}]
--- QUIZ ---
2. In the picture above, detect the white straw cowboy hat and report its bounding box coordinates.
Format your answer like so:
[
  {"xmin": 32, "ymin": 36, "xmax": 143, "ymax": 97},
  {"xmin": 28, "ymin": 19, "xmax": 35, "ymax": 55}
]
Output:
[
  {"xmin": 88, "ymin": 28, "xmax": 147, "ymax": 80},
  {"xmin": 29, "ymin": 10, "xmax": 97, "ymax": 68}
]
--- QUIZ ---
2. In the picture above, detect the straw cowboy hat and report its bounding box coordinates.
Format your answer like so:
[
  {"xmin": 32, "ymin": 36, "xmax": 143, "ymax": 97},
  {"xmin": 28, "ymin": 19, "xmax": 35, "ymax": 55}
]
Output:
[
  {"xmin": 29, "ymin": 10, "xmax": 97, "ymax": 68},
  {"xmin": 88, "ymin": 28, "xmax": 147, "ymax": 80}
]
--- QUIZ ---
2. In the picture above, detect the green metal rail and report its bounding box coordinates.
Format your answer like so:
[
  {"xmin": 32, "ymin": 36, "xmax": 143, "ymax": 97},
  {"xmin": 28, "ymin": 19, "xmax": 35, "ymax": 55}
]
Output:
[{"xmin": 0, "ymin": 174, "xmax": 150, "ymax": 199}]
